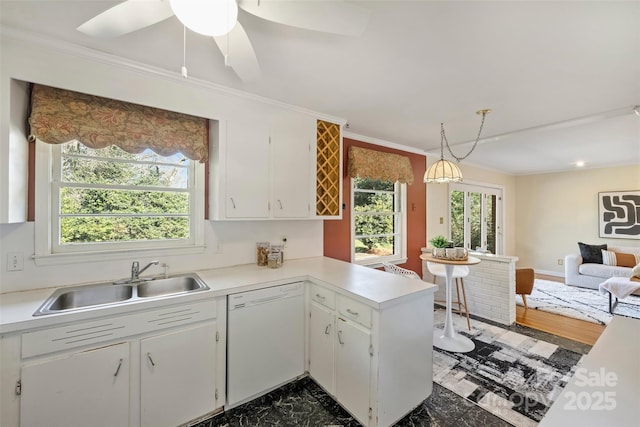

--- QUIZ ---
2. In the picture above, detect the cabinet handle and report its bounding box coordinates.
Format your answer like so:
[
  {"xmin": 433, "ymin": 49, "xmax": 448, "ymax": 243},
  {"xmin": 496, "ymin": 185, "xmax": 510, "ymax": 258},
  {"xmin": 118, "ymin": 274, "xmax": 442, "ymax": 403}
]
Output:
[
  {"xmin": 277, "ymin": 199, "xmax": 283, "ymax": 209},
  {"xmin": 315, "ymin": 293, "xmax": 325, "ymax": 300},
  {"xmin": 113, "ymin": 358, "xmax": 123, "ymax": 377},
  {"xmin": 346, "ymin": 308, "xmax": 359, "ymax": 317},
  {"xmin": 338, "ymin": 330, "xmax": 344, "ymax": 345},
  {"xmin": 324, "ymin": 324, "xmax": 331, "ymax": 335},
  {"xmin": 230, "ymin": 197, "xmax": 236, "ymax": 209},
  {"xmin": 147, "ymin": 352, "xmax": 156, "ymax": 367}
]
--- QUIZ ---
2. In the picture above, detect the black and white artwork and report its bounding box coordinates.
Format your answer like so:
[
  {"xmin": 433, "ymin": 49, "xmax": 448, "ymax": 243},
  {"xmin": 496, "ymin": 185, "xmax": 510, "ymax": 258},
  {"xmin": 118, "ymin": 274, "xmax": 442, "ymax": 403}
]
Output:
[{"xmin": 599, "ymin": 190, "xmax": 640, "ymax": 239}]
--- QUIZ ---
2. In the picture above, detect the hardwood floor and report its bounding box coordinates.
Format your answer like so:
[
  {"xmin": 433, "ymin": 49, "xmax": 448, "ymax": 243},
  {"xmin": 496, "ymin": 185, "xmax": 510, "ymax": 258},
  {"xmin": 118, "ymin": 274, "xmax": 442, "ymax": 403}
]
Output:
[{"xmin": 515, "ymin": 274, "xmax": 606, "ymax": 346}]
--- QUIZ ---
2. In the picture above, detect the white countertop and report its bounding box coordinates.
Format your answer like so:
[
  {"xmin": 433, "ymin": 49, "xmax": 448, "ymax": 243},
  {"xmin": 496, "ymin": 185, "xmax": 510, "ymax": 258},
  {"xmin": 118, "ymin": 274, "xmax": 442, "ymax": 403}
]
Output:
[
  {"xmin": 540, "ymin": 315, "xmax": 640, "ymax": 426},
  {"xmin": 0, "ymin": 256, "xmax": 436, "ymax": 335}
]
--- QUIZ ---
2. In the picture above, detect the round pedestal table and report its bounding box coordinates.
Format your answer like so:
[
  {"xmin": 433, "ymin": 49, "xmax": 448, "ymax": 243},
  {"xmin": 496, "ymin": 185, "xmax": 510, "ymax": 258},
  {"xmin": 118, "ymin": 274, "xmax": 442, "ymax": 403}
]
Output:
[{"xmin": 419, "ymin": 254, "xmax": 481, "ymax": 353}]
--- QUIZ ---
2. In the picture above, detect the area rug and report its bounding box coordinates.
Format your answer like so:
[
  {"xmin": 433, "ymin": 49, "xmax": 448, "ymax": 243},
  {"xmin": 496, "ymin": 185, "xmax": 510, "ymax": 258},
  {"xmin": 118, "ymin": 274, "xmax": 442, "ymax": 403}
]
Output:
[
  {"xmin": 516, "ymin": 279, "xmax": 640, "ymax": 325},
  {"xmin": 432, "ymin": 309, "xmax": 584, "ymax": 427}
]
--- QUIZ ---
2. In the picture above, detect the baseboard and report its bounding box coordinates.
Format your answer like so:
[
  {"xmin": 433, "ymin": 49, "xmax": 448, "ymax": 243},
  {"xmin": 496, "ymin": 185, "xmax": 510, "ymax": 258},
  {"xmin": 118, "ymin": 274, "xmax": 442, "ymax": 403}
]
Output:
[{"xmin": 534, "ymin": 269, "xmax": 564, "ymax": 278}]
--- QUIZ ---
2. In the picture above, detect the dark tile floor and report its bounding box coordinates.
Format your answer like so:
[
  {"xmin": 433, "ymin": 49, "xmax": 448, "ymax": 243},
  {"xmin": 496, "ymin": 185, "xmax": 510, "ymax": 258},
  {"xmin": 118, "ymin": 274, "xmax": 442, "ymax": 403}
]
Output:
[
  {"xmin": 194, "ymin": 377, "xmax": 511, "ymax": 427},
  {"xmin": 194, "ymin": 314, "xmax": 591, "ymax": 427}
]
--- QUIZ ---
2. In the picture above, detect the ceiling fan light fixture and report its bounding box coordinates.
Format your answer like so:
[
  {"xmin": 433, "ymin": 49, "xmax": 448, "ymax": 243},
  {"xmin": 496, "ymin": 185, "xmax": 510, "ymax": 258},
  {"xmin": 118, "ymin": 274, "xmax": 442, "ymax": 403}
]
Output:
[{"xmin": 170, "ymin": 0, "xmax": 238, "ymax": 37}]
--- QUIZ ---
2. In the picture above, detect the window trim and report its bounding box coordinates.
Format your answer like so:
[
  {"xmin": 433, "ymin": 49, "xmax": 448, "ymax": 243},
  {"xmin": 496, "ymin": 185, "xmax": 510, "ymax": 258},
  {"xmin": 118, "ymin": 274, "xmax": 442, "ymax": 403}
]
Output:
[
  {"xmin": 350, "ymin": 177, "xmax": 407, "ymax": 267},
  {"xmin": 34, "ymin": 140, "xmax": 205, "ymax": 266}
]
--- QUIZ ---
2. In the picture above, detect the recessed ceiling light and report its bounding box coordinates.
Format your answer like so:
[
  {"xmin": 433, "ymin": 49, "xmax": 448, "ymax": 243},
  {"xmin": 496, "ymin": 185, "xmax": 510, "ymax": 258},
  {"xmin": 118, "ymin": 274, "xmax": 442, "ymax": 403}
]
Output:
[{"xmin": 576, "ymin": 161, "xmax": 585, "ymax": 167}]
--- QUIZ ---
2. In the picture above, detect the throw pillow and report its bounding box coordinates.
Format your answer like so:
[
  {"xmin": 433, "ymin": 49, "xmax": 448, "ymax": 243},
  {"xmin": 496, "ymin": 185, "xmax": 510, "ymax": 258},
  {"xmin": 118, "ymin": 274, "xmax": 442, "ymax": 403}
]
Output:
[
  {"xmin": 578, "ymin": 242, "xmax": 607, "ymax": 264},
  {"xmin": 601, "ymin": 250, "xmax": 617, "ymax": 266},
  {"xmin": 615, "ymin": 252, "xmax": 639, "ymax": 268}
]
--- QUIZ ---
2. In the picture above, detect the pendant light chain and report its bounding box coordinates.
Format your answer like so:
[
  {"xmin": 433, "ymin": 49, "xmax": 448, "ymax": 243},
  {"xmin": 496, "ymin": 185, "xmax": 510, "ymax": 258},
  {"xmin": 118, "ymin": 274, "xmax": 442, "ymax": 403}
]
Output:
[{"xmin": 442, "ymin": 109, "xmax": 489, "ymax": 162}]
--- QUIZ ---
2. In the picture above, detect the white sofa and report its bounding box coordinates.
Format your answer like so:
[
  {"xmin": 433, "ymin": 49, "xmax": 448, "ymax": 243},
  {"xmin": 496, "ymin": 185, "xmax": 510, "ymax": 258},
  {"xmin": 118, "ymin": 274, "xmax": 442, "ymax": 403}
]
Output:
[{"xmin": 565, "ymin": 245, "xmax": 640, "ymax": 289}]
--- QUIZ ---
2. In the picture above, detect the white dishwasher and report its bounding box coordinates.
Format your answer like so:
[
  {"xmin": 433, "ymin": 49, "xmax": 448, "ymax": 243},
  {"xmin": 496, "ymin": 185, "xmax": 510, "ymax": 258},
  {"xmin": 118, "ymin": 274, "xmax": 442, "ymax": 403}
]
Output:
[{"xmin": 227, "ymin": 282, "xmax": 305, "ymax": 408}]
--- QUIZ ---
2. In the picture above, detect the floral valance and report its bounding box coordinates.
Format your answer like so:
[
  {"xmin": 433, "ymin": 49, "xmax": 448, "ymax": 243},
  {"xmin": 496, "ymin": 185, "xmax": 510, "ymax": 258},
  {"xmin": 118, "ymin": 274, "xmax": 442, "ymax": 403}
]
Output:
[
  {"xmin": 28, "ymin": 84, "xmax": 208, "ymax": 162},
  {"xmin": 348, "ymin": 146, "xmax": 415, "ymax": 185}
]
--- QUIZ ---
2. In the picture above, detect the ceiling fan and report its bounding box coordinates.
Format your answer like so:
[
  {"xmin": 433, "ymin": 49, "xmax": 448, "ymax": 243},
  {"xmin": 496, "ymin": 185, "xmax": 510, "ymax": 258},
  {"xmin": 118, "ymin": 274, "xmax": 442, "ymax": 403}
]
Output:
[{"xmin": 77, "ymin": 0, "xmax": 370, "ymax": 82}]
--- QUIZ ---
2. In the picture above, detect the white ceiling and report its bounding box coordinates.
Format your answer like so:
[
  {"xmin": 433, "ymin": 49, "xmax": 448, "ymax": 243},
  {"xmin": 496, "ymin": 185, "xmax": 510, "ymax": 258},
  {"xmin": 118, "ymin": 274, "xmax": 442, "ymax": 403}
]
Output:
[{"xmin": 2, "ymin": 1, "xmax": 639, "ymax": 175}]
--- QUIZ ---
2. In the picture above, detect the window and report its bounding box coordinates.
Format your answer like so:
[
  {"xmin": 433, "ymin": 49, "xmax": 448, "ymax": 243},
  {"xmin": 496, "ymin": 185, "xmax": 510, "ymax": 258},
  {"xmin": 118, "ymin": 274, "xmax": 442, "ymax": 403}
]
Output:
[
  {"xmin": 35, "ymin": 140, "xmax": 204, "ymax": 260},
  {"xmin": 450, "ymin": 183, "xmax": 502, "ymax": 254},
  {"xmin": 352, "ymin": 177, "xmax": 406, "ymax": 265}
]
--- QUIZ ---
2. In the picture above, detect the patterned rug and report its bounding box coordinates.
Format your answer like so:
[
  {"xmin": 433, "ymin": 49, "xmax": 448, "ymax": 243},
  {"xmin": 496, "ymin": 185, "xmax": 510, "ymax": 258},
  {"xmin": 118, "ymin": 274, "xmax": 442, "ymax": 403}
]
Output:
[
  {"xmin": 516, "ymin": 279, "xmax": 640, "ymax": 325},
  {"xmin": 432, "ymin": 310, "xmax": 584, "ymax": 427}
]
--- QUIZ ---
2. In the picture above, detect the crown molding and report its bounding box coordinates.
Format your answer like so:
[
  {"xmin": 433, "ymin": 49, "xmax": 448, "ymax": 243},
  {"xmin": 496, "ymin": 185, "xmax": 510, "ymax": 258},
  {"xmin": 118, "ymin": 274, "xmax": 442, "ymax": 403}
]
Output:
[
  {"xmin": 342, "ymin": 131, "xmax": 427, "ymax": 156},
  {"xmin": 1, "ymin": 26, "xmax": 345, "ymax": 124}
]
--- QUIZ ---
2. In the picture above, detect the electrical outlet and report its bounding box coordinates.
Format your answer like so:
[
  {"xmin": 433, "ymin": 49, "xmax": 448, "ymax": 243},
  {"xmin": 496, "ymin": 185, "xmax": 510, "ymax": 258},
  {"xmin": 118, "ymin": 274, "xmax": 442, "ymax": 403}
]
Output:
[
  {"xmin": 281, "ymin": 235, "xmax": 288, "ymax": 247},
  {"xmin": 557, "ymin": 258, "xmax": 563, "ymax": 266},
  {"xmin": 7, "ymin": 252, "xmax": 24, "ymax": 271}
]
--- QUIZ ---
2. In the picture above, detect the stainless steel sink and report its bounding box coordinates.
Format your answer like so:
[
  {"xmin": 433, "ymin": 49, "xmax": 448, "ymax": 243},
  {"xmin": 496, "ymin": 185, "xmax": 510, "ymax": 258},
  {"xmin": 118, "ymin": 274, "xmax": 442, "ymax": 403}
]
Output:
[
  {"xmin": 137, "ymin": 275, "xmax": 208, "ymax": 298},
  {"xmin": 33, "ymin": 274, "xmax": 209, "ymax": 316},
  {"xmin": 34, "ymin": 284, "xmax": 133, "ymax": 316}
]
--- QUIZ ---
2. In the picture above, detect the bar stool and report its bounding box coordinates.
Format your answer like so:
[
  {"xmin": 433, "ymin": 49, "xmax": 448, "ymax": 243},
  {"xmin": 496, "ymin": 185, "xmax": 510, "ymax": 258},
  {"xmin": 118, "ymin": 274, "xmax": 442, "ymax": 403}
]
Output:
[{"xmin": 426, "ymin": 262, "xmax": 471, "ymax": 330}]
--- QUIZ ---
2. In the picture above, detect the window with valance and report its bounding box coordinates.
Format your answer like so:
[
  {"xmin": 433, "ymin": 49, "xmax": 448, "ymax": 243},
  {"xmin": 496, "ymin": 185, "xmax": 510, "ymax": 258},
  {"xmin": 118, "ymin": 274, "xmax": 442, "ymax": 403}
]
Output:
[
  {"xmin": 28, "ymin": 84, "xmax": 208, "ymax": 162},
  {"xmin": 348, "ymin": 146, "xmax": 415, "ymax": 185},
  {"xmin": 29, "ymin": 84, "xmax": 207, "ymax": 258}
]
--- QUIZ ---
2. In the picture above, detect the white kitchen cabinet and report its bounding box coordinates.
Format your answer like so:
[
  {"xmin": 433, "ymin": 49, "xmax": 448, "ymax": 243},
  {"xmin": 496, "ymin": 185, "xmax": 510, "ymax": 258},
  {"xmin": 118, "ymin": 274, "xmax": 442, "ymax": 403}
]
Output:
[
  {"xmin": 308, "ymin": 301, "xmax": 335, "ymax": 395},
  {"xmin": 20, "ymin": 342, "xmax": 129, "ymax": 427},
  {"xmin": 210, "ymin": 110, "xmax": 316, "ymax": 220},
  {"xmin": 335, "ymin": 317, "xmax": 372, "ymax": 425},
  {"xmin": 141, "ymin": 322, "xmax": 217, "ymax": 427},
  {"xmin": 223, "ymin": 117, "xmax": 270, "ymax": 218},
  {"xmin": 270, "ymin": 113, "xmax": 314, "ymax": 218},
  {"xmin": 307, "ymin": 283, "xmax": 434, "ymax": 427},
  {"xmin": 1, "ymin": 298, "xmax": 226, "ymax": 427}
]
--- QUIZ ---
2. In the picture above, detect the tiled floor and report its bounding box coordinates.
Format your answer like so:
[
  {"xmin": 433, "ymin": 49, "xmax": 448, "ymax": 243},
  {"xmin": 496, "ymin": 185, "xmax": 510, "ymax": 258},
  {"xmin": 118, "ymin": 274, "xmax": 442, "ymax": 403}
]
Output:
[
  {"xmin": 195, "ymin": 314, "xmax": 591, "ymax": 427},
  {"xmin": 195, "ymin": 377, "xmax": 510, "ymax": 427}
]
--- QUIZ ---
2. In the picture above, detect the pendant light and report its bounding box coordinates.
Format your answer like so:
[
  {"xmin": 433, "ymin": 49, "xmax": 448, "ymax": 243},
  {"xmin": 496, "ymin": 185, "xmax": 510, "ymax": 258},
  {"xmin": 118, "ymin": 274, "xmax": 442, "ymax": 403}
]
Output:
[{"xmin": 424, "ymin": 109, "xmax": 491, "ymax": 184}]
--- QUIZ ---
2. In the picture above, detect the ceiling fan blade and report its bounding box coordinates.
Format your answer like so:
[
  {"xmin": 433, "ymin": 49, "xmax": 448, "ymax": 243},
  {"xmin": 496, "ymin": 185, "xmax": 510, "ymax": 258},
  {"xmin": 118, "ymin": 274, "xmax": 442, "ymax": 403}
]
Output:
[
  {"xmin": 213, "ymin": 21, "xmax": 261, "ymax": 83},
  {"xmin": 77, "ymin": 0, "xmax": 174, "ymax": 39},
  {"xmin": 238, "ymin": 0, "xmax": 370, "ymax": 36}
]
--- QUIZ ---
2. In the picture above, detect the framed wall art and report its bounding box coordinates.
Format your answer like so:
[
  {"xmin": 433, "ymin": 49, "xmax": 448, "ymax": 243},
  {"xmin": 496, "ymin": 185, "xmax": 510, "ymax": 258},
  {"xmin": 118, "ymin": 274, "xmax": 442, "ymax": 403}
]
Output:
[{"xmin": 598, "ymin": 190, "xmax": 640, "ymax": 239}]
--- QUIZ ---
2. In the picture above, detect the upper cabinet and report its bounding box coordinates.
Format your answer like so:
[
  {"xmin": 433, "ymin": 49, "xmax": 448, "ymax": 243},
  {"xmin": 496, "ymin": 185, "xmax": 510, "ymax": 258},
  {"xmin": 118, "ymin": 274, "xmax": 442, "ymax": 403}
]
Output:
[
  {"xmin": 210, "ymin": 107, "xmax": 342, "ymax": 221},
  {"xmin": 270, "ymin": 112, "xmax": 315, "ymax": 219}
]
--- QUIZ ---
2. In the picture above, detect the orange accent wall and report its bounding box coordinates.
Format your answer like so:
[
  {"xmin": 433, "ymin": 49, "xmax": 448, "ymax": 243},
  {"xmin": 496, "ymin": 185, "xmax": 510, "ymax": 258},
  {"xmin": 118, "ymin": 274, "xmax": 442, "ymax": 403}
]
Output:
[{"xmin": 323, "ymin": 138, "xmax": 427, "ymax": 275}]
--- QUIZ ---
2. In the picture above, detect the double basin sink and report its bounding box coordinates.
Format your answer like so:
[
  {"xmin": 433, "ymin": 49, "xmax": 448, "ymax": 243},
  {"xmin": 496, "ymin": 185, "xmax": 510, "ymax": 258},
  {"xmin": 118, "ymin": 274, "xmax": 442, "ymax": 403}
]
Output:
[{"xmin": 33, "ymin": 274, "xmax": 209, "ymax": 316}]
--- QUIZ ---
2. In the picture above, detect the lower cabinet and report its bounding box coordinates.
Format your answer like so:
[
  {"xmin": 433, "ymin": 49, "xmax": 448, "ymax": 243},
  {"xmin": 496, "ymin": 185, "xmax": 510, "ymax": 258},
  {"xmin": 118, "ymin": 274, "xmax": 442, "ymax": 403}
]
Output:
[
  {"xmin": 308, "ymin": 302, "xmax": 335, "ymax": 394},
  {"xmin": 335, "ymin": 317, "xmax": 372, "ymax": 424},
  {"xmin": 20, "ymin": 342, "xmax": 130, "ymax": 427},
  {"xmin": 141, "ymin": 322, "xmax": 217, "ymax": 427},
  {"xmin": 6, "ymin": 298, "xmax": 225, "ymax": 427},
  {"xmin": 308, "ymin": 283, "xmax": 434, "ymax": 427}
]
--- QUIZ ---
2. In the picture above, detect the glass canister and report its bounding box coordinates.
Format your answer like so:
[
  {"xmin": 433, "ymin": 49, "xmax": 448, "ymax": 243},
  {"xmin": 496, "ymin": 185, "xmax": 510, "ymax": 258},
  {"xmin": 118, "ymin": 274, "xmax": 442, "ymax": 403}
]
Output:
[
  {"xmin": 256, "ymin": 242, "xmax": 270, "ymax": 266},
  {"xmin": 267, "ymin": 252, "xmax": 281, "ymax": 269},
  {"xmin": 269, "ymin": 244, "xmax": 284, "ymax": 265}
]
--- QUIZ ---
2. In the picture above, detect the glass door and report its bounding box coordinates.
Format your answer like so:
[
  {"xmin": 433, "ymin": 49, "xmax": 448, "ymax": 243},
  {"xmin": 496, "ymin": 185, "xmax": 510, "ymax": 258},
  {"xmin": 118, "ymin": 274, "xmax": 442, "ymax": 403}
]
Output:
[{"xmin": 449, "ymin": 183, "xmax": 503, "ymax": 255}]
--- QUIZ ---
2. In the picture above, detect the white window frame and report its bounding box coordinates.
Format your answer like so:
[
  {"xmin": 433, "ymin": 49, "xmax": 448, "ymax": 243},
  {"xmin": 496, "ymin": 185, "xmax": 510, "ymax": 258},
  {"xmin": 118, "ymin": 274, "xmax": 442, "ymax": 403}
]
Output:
[
  {"xmin": 350, "ymin": 178, "xmax": 407, "ymax": 267},
  {"xmin": 34, "ymin": 140, "xmax": 205, "ymax": 265},
  {"xmin": 448, "ymin": 182, "xmax": 504, "ymax": 255}
]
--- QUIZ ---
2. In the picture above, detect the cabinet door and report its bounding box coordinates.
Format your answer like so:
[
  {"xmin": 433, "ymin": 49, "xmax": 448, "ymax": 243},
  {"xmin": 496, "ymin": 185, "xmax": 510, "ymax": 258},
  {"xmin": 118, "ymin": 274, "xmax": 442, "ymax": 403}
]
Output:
[
  {"xmin": 20, "ymin": 342, "xmax": 129, "ymax": 427},
  {"xmin": 140, "ymin": 322, "xmax": 217, "ymax": 427},
  {"xmin": 309, "ymin": 302, "xmax": 335, "ymax": 395},
  {"xmin": 335, "ymin": 318, "xmax": 372, "ymax": 425},
  {"xmin": 270, "ymin": 114, "xmax": 314, "ymax": 218},
  {"xmin": 225, "ymin": 118, "xmax": 270, "ymax": 218}
]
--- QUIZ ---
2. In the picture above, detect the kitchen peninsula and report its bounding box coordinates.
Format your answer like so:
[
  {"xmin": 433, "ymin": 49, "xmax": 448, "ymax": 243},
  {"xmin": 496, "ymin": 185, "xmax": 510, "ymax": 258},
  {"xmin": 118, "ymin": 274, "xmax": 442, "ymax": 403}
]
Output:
[{"xmin": 0, "ymin": 257, "xmax": 437, "ymax": 427}]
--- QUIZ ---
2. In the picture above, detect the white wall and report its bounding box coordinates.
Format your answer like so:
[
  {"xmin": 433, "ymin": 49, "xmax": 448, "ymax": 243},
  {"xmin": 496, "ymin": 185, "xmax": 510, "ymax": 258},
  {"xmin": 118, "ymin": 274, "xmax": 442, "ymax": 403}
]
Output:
[
  {"xmin": 0, "ymin": 33, "xmax": 331, "ymax": 293},
  {"xmin": 426, "ymin": 159, "xmax": 517, "ymax": 256},
  {"xmin": 515, "ymin": 165, "xmax": 640, "ymax": 275}
]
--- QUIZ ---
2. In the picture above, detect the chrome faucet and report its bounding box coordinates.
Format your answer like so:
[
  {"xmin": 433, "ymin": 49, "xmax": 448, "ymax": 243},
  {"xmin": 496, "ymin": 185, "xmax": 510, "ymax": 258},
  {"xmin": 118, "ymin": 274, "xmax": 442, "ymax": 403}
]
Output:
[{"xmin": 131, "ymin": 260, "xmax": 159, "ymax": 281}]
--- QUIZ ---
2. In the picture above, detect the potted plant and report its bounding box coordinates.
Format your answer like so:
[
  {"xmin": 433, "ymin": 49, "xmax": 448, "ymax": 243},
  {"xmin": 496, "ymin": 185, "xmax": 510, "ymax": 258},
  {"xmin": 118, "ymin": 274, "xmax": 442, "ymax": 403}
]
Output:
[{"xmin": 429, "ymin": 235, "xmax": 448, "ymax": 258}]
